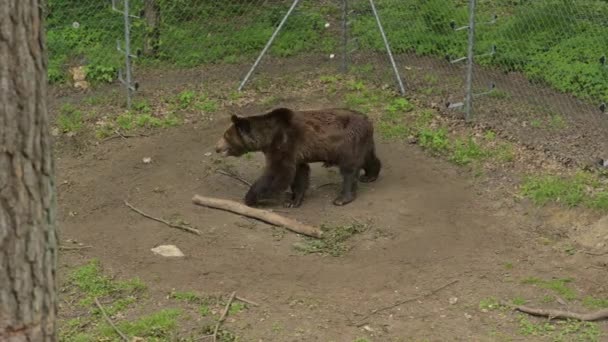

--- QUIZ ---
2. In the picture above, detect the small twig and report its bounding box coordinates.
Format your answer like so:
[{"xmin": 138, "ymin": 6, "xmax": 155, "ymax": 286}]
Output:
[
  {"xmin": 102, "ymin": 130, "xmax": 145, "ymax": 142},
  {"xmin": 95, "ymin": 298, "xmax": 129, "ymax": 342},
  {"xmin": 353, "ymin": 279, "xmax": 459, "ymax": 326},
  {"xmin": 315, "ymin": 182, "xmax": 338, "ymax": 189},
  {"xmin": 124, "ymin": 200, "xmax": 201, "ymax": 235},
  {"xmin": 235, "ymin": 295, "xmax": 259, "ymax": 307},
  {"xmin": 216, "ymin": 169, "xmax": 252, "ymax": 187},
  {"xmin": 213, "ymin": 291, "xmax": 237, "ymax": 342},
  {"xmin": 501, "ymin": 301, "xmax": 608, "ymax": 321},
  {"xmin": 59, "ymin": 245, "xmax": 93, "ymax": 251},
  {"xmin": 583, "ymin": 250, "xmax": 608, "ymax": 257}
]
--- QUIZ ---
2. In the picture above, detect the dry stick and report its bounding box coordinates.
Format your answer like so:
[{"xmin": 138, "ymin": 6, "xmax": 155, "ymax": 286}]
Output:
[
  {"xmin": 216, "ymin": 169, "xmax": 252, "ymax": 187},
  {"xmin": 353, "ymin": 279, "xmax": 459, "ymax": 327},
  {"xmin": 213, "ymin": 291, "xmax": 237, "ymax": 342},
  {"xmin": 59, "ymin": 245, "xmax": 93, "ymax": 251},
  {"xmin": 501, "ymin": 302, "xmax": 608, "ymax": 322},
  {"xmin": 95, "ymin": 298, "xmax": 129, "ymax": 342},
  {"xmin": 235, "ymin": 295, "xmax": 259, "ymax": 307},
  {"xmin": 124, "ymin": 200, "xmax": 201, "ymax": 236},
  {"xmin": 192, "ymin": 195, "xmax": 323, "ymax": 238},
  {"xmin": 583, "ymin": 250, "xmax": 608, "ymax": 257}
]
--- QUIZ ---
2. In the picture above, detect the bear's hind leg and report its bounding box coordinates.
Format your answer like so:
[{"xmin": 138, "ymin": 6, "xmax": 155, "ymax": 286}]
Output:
[
  {"xmin": 360, "ymin": 148, "xmax": 381, "ymax": 183},
  {"xmin": 284, "ymin": 163, "xmax": 310, "ymax": 208},
  {"xmin": 333, "ymin": 166, "xmax": 359, "ymax": 206}
]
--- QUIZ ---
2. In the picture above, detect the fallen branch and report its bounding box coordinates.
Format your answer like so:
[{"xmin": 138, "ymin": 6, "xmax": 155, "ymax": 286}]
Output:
[
  {"xmin": 216, "ymin": 169, "xmax": 252, "ymax": 187},
  {"xmin": 501, "ymin": 302, "xmax": 608, "ymax": 321},
  {"xmin": 124, "ymin": 200, "xmax": 201, "ymax": 236},
  {"xmin": 353, "ymin": 279, "xmax": 459, "ymax": 326},
  {"xmin": 95, "ymin": 298, "xmax": 129, "ymax": 342},
  {"xmin": 583, "ymin": 250, "xmax": 608, "ymax": 257},
  {"xmin": 315, "ymin": 182, "xmax": 338, "ymax": 190},
  {"xmin": 102, "ymin": 130, "xmax": 146, "ymax": 142},
  {"xmin": 235, "ymin": 295, "xmax": 259, "ymax": 307},
  {"xmin": 59, "ymin": 245, "xmax": 93, "ymax": 251},
  {"xmin": 192, "ymin": 195, "xmax": 322, "ymax": 238},
  {"xmin": 213, "ymin": 291, "xmax": 237, "ymax": 342}
]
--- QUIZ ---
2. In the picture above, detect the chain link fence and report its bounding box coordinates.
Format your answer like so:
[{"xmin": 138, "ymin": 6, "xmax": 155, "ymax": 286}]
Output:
[{"xmin": 45, "ymin": 0, "xmax": 608, "ymax": 164}]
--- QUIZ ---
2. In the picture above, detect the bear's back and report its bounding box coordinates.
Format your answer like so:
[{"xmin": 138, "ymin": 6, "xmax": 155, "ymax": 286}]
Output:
[{"xmin": 289, "ymin": 108, "xmax": 374, "ymax": 164}]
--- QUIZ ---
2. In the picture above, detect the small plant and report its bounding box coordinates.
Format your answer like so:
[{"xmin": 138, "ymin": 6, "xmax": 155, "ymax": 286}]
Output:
[
  {"xmin": 385, "ymin": 97, "xmax": 414, "ymax": 114},
  {"xmin": 57, "ymin": 104, "xmax": 84, "ymax": 133},
  {"xmin": 169, "ymin": 291, "xmax": 201, "ymax": 303},
  {"xmin": 116, "ymin": 112, "xmax": 136, "ymax": 131},
  {"xmin": 479, "ymin": 297, "xmax": 500, "ymax": 311},
  {"xmin": 511, "ymin": 297, "xmax": 527, "ymax": 305},
  {"xmin": 84, "ymin": 65, "xmax": 116, "ymax": 83},
  {"xmin": 418, "ymin": 127, "xmax": 450, "ymax": 154},
  {"xmin": 488, "ymin": 89, "xmax": 510, "ymax": 99},
  {"xmin": 132, "ymin": 99, "xmax": 152, "ymax": 114},
  {"xmin": 195, "ymin": 95, "xmax": 219, "ymax": 113},
  {"xmin": 582, "ymin": 296, "xmax": 608, "ymax": 309},
  {"xmin": 450, "ymin": 137, "xmax": 488, "ymax": 166},
  {"xmin": 549, "ymin": 114, "xmax": 567, "ymax": 129},
  {"xmin": 229, "ymin": 302, "xmax": 246, "ymax": 315},
  {"xmin": 177, "ymin": 90, "xmax": 196, "ymax": 109},
  {"xmin": 199, "ymin": 305, "xmax": 211, "ymax": 317}
]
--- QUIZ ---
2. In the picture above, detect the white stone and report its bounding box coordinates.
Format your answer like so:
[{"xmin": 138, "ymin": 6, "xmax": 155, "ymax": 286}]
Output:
[{"xmin": 151, "ymin": 245, "xmax": 184, "ymax": 257}]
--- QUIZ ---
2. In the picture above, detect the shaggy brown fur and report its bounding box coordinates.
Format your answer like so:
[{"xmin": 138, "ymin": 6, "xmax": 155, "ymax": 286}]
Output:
[{"xmin": 215, "ymin": 107, "xmax": 381, "ymax": 207}]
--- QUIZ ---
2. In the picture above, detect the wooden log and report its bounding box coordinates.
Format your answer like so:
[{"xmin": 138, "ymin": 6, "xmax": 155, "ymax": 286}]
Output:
[{"xmin": 192, "ymin": 195, "xmax": 323, "ymax": 238}]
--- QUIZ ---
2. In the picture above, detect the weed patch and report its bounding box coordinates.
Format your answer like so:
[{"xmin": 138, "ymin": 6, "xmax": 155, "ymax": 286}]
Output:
[
  {"xmin": 57, "ymin": 104, "xmax": 85, "ymax": 133},
  {"xmin": 521, "ymin": 277, "xmax": 577, "ymax": 300},
  {"xmin": 293, "ymin": 222, "xmax": 369, "ymax": 256},
  {"xmin": 521, "ymin": 172, "xmax": 608, "ymax": 210}
]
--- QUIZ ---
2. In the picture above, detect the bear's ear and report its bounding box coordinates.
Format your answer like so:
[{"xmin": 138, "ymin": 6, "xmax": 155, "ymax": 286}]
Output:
[{"xmin": 231, "ymin": 114, "xmax": 251, "ymax": 134}]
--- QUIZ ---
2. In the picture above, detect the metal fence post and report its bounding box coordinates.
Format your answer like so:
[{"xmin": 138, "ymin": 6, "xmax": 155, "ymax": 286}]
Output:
[
  {"xmin": 113, "ymin": 0, "xmax": 139, "ymax": 109},
  {"xmin": 341, "ymin": 0, "xmax": 349, "ymax": 73},
  {"xmin": 464, "ymin": 0, "xmax": 477, "ymax": 122},
  {"xmin": 238, "ymin": 0, "xmax": 301, "ymax": 92},
  {"xmin": 368, "ymin": 0, "xmax": 406, "ymax": 96}
]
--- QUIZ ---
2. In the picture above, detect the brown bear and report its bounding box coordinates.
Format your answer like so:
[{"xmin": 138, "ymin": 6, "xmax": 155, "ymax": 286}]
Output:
[{"xmin": 214, "ymin": 107, "xmax": 381, "ymax": 208}]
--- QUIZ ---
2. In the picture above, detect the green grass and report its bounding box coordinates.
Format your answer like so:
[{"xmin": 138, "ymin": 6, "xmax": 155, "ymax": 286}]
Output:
[
  {"xmin": 582, "ymin": 296, "xmax": 608, "ymax": 309},
  {"xmin": 169, "ymin": 291, "xmax": 201, "ymax": 303},
  {"xmin": 46, "ymin": 0, "xmax": 608, "ymax": 108},
  {"xmin": 450, "ymin": 137, "xmax": 489, "ymax": 166},
  {"xmin": 68, "ymin": 259, "xmax": 146, "ymax": 306},
  {"xmin": 517, "ymin": 315, "xmax": 601, "ymax": 341},
  {"xmin": 418, "ymin": 127, "xmax": 450, "ymax": 154},
  {"xmin": 521, "ymin": 172, "xmax": 608, "ymax": 210},
  {"xmin": 100, "ymin": 309, "xmax": 181, "ymax": 341},
  {"xmin": 293, "ymin": 222, "xmax": 369, "ymax": 256},
  {"xmin": 521, "ymin": 277, "xmax": 577, "ymax": 301},
  {"xmin": 57, "ymin": 104, "xmax": 84, "ymax": 133}
]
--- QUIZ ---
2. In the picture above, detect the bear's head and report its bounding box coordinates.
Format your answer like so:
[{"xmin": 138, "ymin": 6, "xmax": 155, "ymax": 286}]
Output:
[{"xmin": 215, "ymin": 108, "xmax": 294, "ymax": 157}]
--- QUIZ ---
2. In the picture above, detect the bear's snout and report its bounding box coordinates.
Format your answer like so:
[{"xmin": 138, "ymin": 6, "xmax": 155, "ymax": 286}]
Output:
[{"xmin": 215, "ymin": 137, "xmax": 229, "ymax": 156}]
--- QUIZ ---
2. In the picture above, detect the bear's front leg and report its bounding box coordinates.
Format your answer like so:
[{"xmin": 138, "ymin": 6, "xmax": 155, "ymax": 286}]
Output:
[{"xmin": 244, "ymin": 168, "xmax": 295, "ymax": 207}]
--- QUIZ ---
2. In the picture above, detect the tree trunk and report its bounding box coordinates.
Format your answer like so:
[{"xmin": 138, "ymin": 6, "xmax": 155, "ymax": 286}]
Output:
[
  {"xmin": 0, "ymin": 0, "xmax": 58, "ymax": 341},
  {"xmin": 143, "ymin": 0, "xmax": 161, "ymax": 57}
]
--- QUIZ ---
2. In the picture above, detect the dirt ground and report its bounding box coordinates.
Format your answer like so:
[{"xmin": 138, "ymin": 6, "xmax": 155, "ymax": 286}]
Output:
[{"xmin": 52, "ymin": 56, "xmax": 608, "ymax": 341}]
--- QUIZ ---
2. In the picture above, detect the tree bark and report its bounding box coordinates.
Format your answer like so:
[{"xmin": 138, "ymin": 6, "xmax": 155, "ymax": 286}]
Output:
[
  {"xmin": 0, "ymin": 0, "xmax": 58, "ymax": 341},
  {"xmin": 143, "ymin": 0, "xmax": 161, "ymax": 57}
]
